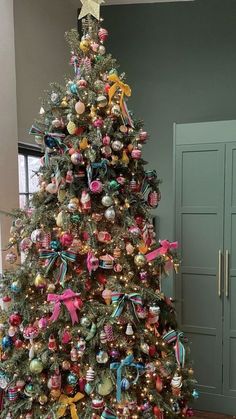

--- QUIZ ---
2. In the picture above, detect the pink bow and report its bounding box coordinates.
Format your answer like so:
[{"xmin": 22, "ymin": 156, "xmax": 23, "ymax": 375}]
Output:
[
  {"xmin": 47, "ymin": 289, "xmax": 82, "ymax": 325},
  {"xmin": 87, "ymin": 251, "xmax": 99, "ymax": 275},
  {"xmin": 146, "ymin": 240, "xmax": 178, "ymax": 262}
]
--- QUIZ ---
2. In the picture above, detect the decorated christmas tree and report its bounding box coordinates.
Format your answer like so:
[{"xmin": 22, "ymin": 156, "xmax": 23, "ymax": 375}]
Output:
[{"xmin": 0, "ymin": 2, "xmax": 197, "ymax": 418}]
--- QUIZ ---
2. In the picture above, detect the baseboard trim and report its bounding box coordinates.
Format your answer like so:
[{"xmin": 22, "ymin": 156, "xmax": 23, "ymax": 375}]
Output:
[{"xmin": 194, "ymin": 393, "xmax": 236, "ymax": 416}]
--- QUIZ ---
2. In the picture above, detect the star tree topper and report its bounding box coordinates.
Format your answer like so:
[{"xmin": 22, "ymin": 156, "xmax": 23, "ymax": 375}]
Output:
[{"xmin": 79, "ymin": 0, "xmax": 105, "ymax": 21}]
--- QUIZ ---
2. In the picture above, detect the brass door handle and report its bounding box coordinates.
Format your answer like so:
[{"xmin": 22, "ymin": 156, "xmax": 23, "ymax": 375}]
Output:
[
  {"xmin": 218, "ymin": 250, "xmax": 222, "ymax": 297},
  {"xmin": 225, "ymin": 250, "xmax": 229, "ymax": 298}
]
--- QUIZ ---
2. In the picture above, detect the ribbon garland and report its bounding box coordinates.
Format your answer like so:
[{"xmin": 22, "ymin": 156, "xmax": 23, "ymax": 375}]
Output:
[
  {"xmin": 141, "ymin": 170, "xmax": 158, "ymax": 196},
  {"xmin": 146, "ymin": 240, "xmax": 178, "ymax": 262},
  {"xmin": 86, "ymin": 159, "xmax": 109, "ymax": 186},
  {"xmin": 108, "ymin": 74, "xmax": 131, "ymax": 120},
  {"xmin": 163, "ymin": 330, "xmax": 185, "ymax": 367},
  {"xmin": 110, "ymin": 354, "xmax": 144, "ymax": 402},
  {"xmin": 57, "ymin": 392, "xmax": 84, "ymax": 419},
  {"xmin": 101, "ymin": 407, "xmax": 117, "ymax": 419},
  {"xmin": 111, "ymin": 292, "xmax": 142, "ymax": 322},
  {"xmin": 29, "ymin": 125, "xmax": 67, "ymax": 167},
  {"xmin": 39, "ymin": 249, "xmax": 77, "ymax": 287},
  {"xmin": 47, "ymin": 289, "xmax": 82, "ymax": 325}
]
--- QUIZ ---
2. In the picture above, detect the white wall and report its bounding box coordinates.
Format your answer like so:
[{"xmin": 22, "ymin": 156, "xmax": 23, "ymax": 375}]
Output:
[{"xmin": 0, "ymin": 0, "xmax": 19, "ymax": 270}]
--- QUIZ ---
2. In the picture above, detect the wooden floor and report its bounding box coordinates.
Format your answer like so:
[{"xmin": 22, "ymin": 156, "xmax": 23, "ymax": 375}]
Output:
[{"xmin": 193, "ymin": 412, "xmax": 236, "ymax": 419}]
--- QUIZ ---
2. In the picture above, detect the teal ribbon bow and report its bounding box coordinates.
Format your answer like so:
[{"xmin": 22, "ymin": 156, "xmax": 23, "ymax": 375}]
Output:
[
  {"xmin": 111, "ymin": 292, "xmax": 142, "ymax": 321},
  {"xmin": 101, "ymin": 407, "xmax": 117, "ymax": 419},
  {"xmin": 163, "ymin": 330, "xmax": 185, "ymax": 367},
  {"xmin": 29, "ymin": 125, "xmax": 67, "ymax": 167},
  {"xmin": 110, "ymin": 354, "xmax": 144, "ymax": 402},
  {"xmin": 141, "ymin": 170, "xmax": 157, "ymax": 195},
  {"xmin": 39, "ymin": 249, "xmax": 77, "ymax": 287}
]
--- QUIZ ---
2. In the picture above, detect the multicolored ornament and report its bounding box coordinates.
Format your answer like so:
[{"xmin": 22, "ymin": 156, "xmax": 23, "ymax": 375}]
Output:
[
  {"xmin": 98, "ymin": 28, "xmax": 108, "ymax": 42},
  {"xmin": 7, "ymin": 386, "xmax": 18, "ymax": 402},
  {"xmin": 86, "ymin": 367, "xmax": 95, "ymax": 382},
  {"xmin": 104, "ymin": 324, "xmax": 114, "ymax": 342}
]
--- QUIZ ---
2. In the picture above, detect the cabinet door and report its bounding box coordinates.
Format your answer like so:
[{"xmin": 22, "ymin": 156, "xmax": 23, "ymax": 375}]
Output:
[
  {"xmin": 175, "ymin": 144, "xmax": 225, "ymax": 397},
  {"xmin": 223, "ymin": 142, "xmax": 236, "ymax": 398}
]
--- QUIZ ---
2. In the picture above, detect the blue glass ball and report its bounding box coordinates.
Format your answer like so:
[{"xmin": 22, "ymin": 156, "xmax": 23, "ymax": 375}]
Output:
[
  {"xmin": 11, "ymin": 280, "xmax": 21, "ymax": 293},
  {"xmin": 45, "ymin": 136, "xmax": 57, "ymax": 148},
  {"xmin": 192, "ymin": 389, "xmax": 199, "ymax": 399},
  {"xmin": 67, "ymin": 373, "xmax": 78, "ymax": 386},
  {"xmin": 70, "ymin": 84, "xmax": 78, "ymax": 94},
  {"xmin": 50, "ymin": 240, "xmax": 60, "ymax": 251},
  {"xmin": 2, "ymin": 336, "xmax": 12, "ymax": 349},
  {"xmin": 121, "ymin": 378, "xmax": 130, "ymax": 391}
]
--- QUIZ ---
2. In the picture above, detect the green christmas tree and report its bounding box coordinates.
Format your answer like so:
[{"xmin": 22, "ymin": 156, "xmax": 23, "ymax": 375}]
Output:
[{"xmin": 0, "ymin": 3, "xmax": 196, "ymax": 418}]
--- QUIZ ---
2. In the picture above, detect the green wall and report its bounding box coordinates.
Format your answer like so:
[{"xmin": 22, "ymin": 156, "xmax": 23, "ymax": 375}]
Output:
[
  {"xmin": 14, "ymin": 0, "xmax": 236, "ymax": 294},
  {"xmin": 102, "ymin": 0, "xmax": 236, "ymax": 243}
]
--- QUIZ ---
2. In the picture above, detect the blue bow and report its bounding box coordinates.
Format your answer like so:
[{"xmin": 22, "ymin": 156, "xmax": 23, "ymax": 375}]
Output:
[{"xmin": 110, "ymin": 354, "xmax": 144, "ymax": 402}]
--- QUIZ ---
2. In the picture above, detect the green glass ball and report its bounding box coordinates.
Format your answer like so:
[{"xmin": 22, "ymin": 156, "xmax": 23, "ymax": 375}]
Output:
[
  {"xmin": 29, "ymin": 359, "xmax": 43, "ymax": 374},
  {"xmin": 109, "ymin": 180, "xmax": 119, "ymax": 190}
]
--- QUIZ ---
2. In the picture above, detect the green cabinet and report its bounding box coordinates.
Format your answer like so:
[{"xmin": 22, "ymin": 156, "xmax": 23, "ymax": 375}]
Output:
[{"xmin": 174, "ymin": 121, "xmax": 236, "ymax": 415}]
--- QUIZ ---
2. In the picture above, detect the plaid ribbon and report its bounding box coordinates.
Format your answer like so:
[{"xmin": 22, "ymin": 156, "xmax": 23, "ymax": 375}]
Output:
[
  {"xmin": 111, "ymin": 292, "xmax": 142, "ymax": 321},
  {"xmin": 29, "ymin": 125, "xmax": 67, "ymax": 166},
  {"xmin": 39, "ymin": 249, "xmax": 77, "ymax": 287},
  {"xmin": 163, "ymin": 330, "xmax": 185, "ymax": 367},
  {"xmin": 101, "ymin": 407, "xmax": 117, "ymax": 419}
]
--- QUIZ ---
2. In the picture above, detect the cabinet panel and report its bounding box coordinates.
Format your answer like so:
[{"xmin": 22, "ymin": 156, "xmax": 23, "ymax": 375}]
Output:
[
  {"xmin": 182, "ymin": 150, "xmax": 219, "ymax": 207},
  {"xmin": 181, "ymin": 273, "xmax": 217, "ymax": 329},
  {"xmin": 175, "ymin": 143, "xmax": 225, "ymax": 397},
  {"xmin": 223, "ymin": 143, "xmax": 236, "ymax": 398},
  {"xmin": 187, "ymin": 333, "xmax": 220, "ymax": 389},
  {"xmin": 175, "ymin": 121, "xmax": 236, "ymax": 414},
  {"xmin": 229, "ymin": 338, "xmax": 236, "ymax": 390},
  {"xmin": 181, "ymin": 213, "xmax": 219, "ymax": 269}
]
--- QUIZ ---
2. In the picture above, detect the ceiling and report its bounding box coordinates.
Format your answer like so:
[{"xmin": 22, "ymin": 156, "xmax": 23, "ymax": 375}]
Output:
[{"xmin": 72, "ymin": 0, "xmax": 194, "ymax": 6}]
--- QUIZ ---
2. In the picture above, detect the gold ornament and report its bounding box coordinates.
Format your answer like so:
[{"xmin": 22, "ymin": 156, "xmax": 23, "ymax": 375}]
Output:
[
  {"xmin": 80, "ymin": 39, "xmax": 90, "ymax": 53},
  {"xmin": 50, "ymin": 389, "xmax": 61, "ymax": 401},
  {"xmin": 134, "ymin": 253, "xmax": 146, "ymax": 267},
  {"xmin": 34, "ymin": 273, "xmax": 47, "ymax": 288},
  {"xmin": 78, "ymin": 0, "xmax": 104, "ymax": 21},
  {"xmin": 67, "ymin": 121, "xmax": 76, "ymax": 135},
  {"xmin": 38, "ymin": 394, "xmax": 48, "ymax": 405},
  {"xmin": 47, "ymin": 283, "xmax": 56, "ymax": 293},
  {"xmin": 61, "ymin": 98, "xmax": 68, "ymax": 108},
  {"xmin": 57, "ymin": 189, "xmax": 67, "ymax": 203},
  {"xmin": 79, "ymin": 137, "xmax": 89, "ymax": 150}
]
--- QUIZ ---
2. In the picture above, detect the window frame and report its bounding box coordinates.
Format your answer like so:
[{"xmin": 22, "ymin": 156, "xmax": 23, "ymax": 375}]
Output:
[{"xmin": 18, "ymin": 142, "xmax": 42, "ymax": 208}]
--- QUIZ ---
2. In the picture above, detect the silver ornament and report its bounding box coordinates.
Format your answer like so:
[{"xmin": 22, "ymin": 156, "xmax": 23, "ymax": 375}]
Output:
[
  {"xmin": 96, "ymin": 350, "xmax": 109, "ymax": 364},
  {"xmin": 112, "ymin": 140, "xmax": 123, "ymax": 151},
  {"xmin": 101, "ymin": 195, "xmax": 113, "ymax": 207},
  {"xmin": 105, "ymin": 207, "xmax": 116, "ymax": 221}
]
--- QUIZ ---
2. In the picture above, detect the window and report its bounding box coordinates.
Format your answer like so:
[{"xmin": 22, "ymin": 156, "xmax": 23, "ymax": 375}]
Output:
[{"xmin": 18, "ymin": 144, "xmax": 41, "ymax": 208}]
